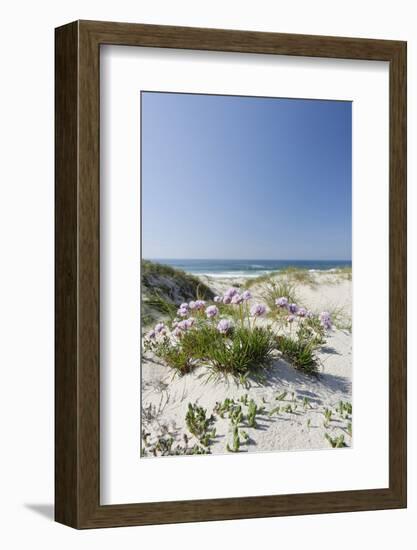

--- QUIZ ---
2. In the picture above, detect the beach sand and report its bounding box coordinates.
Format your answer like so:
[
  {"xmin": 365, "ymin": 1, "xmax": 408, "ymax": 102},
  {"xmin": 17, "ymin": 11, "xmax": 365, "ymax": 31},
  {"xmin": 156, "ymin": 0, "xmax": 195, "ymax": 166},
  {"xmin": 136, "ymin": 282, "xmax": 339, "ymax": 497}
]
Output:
[{"xmin": 141, "ymin": 271, "xmax": 352, "ymax": 456}]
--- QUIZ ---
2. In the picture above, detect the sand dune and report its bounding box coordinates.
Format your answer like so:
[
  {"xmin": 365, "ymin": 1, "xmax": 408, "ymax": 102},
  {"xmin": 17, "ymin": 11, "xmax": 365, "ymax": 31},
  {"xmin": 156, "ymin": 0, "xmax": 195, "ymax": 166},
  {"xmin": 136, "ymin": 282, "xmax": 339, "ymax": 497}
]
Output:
[{"xmin": 141, "ymin": 271, "xmax": 352, "ymax": 456}]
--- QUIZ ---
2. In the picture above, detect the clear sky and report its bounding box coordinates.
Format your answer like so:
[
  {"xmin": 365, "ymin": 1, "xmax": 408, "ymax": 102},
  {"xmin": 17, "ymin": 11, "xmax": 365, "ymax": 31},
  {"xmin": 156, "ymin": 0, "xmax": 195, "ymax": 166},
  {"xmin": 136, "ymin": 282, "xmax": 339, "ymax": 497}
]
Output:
[{"xmin": 141, "ymin": 92, "xmax": 351, "ymax": 260}]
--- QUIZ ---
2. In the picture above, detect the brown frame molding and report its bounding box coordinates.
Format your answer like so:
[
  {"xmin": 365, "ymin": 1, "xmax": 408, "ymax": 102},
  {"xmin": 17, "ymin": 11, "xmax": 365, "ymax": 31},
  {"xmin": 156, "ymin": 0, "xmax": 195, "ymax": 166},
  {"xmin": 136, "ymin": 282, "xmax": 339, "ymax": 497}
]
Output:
[{"xmin": 55, "ymin": 20, "xmax": 407, "ymax": 528}]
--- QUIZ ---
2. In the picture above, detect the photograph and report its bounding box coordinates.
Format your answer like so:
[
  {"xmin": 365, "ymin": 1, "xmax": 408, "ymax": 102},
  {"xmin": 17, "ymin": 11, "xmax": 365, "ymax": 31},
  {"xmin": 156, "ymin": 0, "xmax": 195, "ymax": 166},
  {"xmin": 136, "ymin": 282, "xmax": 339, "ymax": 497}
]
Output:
[{"xmin": 140, "ymin": 90, "xmax": 353, "ymax": 457}]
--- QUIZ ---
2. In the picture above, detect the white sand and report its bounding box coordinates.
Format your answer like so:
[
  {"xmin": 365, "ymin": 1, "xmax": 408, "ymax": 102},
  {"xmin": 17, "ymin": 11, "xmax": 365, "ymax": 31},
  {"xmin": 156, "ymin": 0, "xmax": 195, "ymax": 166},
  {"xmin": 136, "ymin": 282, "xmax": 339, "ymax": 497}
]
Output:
[{"xmin": 141, "ymin": 271, "xmax": 352, "ymax": 456}]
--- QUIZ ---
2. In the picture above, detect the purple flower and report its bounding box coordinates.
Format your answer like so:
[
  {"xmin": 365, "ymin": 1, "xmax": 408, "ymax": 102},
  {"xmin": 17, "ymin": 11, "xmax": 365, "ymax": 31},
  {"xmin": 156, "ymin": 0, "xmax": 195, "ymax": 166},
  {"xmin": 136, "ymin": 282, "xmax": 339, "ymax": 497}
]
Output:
[
  {"xmin": 205, "ymin": 305, "xmax": 219, "ymax": 318},
  {"xmin": 213, "ymin": 295, "xmax": 222, "ymax": 303},
  {"xmin": 224, "ymin": 287, "xmax": 239, "ymax": 299},
  {"xmin": 188, "ymin": 301, "xmax": 197, "ymax": 310},
  {"xmin": 177, "ymin": 306, "xmax": 189, "ymax": 317},
  {"xmin": 222, "ymin": 295, "xmax": 232, "ymax": 304},
  {"xmin": 180, "ymin": 303, "xmax": 189, "ymax": 310},
  {"xmin": 155, "ymin": 322, "xmax": 165, "ymax": 334},
  {"xmin": 231, "ymin": 293, "xmax": 244, "ymax": 305},
  {"xmin": 275, "ymin": 297, "xmax": 289, "ymax": 308},
  {"xmin": 147, "ymin": 330, "xmax": 156, "ymax": 339},
  {"xmin": 250, "ymin": 303, "xmax": 267, "ymax": 317},
  {"xmin": 288, "ymin": 303, "xmax": 298, "ymax": 314},
  {"xmin": 297, "ymin": 307, "xmax": 307, "ymax": 317},
  {"xmin": 217, "ymin": 319, "xmax": 233, "ymax": 334},
  {"xmin": 319, "ymin": 311, "xmax": 332, "ymax": 330},
  {"xmin": 194, "ymin": 300, "xmax": 206, "ymax": 311},
  {"xmin": 287, "ymin": 315, "xmax": 296, "ymax": 323},
  {"xmin": 173, "ymin": 327, "xmax": 183, "ymax": 338},
  {"xmin": 177, "ymin": 318, "xmax": 195, "ymax": 331},
  {"xmin": 242, "ymin": 290, "xmax": 252, "ymax": 301}
]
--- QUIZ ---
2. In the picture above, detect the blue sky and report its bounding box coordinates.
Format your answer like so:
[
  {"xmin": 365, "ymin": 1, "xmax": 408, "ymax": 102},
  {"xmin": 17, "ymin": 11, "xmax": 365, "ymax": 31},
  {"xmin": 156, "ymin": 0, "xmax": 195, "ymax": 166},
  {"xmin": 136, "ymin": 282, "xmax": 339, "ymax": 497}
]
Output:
[{"xmin": 141, "ymin": 92, "xmax": 351, "ymax": 260}]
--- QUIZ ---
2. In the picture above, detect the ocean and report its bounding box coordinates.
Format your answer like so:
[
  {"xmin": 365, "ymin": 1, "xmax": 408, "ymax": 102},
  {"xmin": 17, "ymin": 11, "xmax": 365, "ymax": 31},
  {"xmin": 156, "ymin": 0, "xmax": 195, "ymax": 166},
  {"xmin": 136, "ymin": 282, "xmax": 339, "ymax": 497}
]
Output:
[{"xmin": 150, "ymin": 259, "xmax": 352, "ymax": 279}]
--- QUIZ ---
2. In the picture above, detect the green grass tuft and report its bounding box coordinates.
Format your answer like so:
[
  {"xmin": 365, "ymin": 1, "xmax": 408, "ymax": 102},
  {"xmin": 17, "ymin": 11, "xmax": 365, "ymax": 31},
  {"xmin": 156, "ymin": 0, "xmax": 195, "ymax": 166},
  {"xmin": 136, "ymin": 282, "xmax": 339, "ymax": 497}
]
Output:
[
  {"xmin": 206, "ymin": 326, "xmax": 275, "ymax": 376},
  {"xmin": 276, "ymin": 334, "xmax": 319, "ymax": 374},
  {"xmin": 261, "ymin": 279, "xmax": 298, "ymax": 311}
]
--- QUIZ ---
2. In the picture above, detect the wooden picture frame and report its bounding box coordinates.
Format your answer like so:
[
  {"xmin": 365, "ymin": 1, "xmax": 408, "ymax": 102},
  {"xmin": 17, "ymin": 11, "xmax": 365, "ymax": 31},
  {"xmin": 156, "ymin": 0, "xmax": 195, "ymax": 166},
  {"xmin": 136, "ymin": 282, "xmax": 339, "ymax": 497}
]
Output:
[{"xmin": 55, "ymin": 20, "xmax": 407, "ymax": 528}]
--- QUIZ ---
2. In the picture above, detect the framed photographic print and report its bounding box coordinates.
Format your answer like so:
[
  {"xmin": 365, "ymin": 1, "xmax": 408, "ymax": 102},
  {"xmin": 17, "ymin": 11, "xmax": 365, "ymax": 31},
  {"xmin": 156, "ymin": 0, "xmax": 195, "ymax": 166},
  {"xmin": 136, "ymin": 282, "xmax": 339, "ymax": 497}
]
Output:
[{"xmin": 55, "ymin": 20, "xmax": 407, "ymax": 528}]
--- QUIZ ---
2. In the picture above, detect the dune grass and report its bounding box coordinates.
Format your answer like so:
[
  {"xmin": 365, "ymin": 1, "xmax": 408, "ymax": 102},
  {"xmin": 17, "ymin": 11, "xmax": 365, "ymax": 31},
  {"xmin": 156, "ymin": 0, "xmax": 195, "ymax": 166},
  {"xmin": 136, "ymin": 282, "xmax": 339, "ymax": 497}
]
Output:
[
  {"xmin": 142, "ymin": 260, "xmax": 214, "ymax": 300},
  {"xmin": 279, "ymin": 266, "xmax": 317, "ymax": 287},
  {"xmin": 261, "ymin": 279, "xmax": 298, "ymax": 312},
  {"xmin": 142, "ymin": 260, "xmax": 214, "ymax": 326},
  {"xmin": 243, "ymin": 271, "xmax": 278, "ymax": 289},
  {"xmin": 333, "ymin": 266, "xmax": 352, "ymax": 280},
  {"xmin": 276, "ymin": 335, "xmax": 319, "ymax": 374},
  {"xmin": 147, "ymin": 322, "xmax": 276, "ymax": 379},
  {"xmin": 244, "ymin": 267, "xmax": 317, "ymax": 289}
]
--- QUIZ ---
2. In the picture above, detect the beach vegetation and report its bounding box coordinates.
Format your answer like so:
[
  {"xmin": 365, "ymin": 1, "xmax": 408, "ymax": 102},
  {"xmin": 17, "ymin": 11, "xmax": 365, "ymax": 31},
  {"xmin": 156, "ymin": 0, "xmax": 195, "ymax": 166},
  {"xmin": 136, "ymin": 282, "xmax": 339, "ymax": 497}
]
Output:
[
  {"xmin": 261, "ymin": 279, "xmax": 298, "ymax": 313},
  {"xmin": 185, "ymin": 403, "xmax": 216, "ymax": 447},
  {"xmin": 144, "ymin": 287, "xmax": 333, "ymax": 380},
  {"xmin": 275, "ymin": 390, "xmax": 288, "ymax": 401},
  {"xmin": 142, "ymin": 260, "xmax": 214, "ymax": 326},
  {"xmin": 214, "ymin": 397, "xmax": 236, "ymax": 419},
  {"xmin": 279, "ymin": 266, "xmax": 317, "ymax": 286},
  {"xmin": 227, "ymin": 425, "xmax": 242, "ymax": 453},
  {"xmin": 247, "ymin": 398, "xmax": 264, "ymax": 427},
  {"xmin": 324, "ymin": 433, "xmax": 346, "ymax": 448},
  {"xmin": 268, "ymin": 405, "xmax": 281, "ymax": 416},
  {"xmin": 323, "ymin": 408, "xmax": 333, "ymax": 428},
  {"xmin": 302, "ymin": 397, "xmax": 312, "ymax": 409},
  {"xmin": 324, "ymin": 304, "xmax": 351, "ymax": 332},
  {"xmin": 334, "ymin": 266, "xmax": 352, "ymax": 281},
  {"xmin": 206, "ymin": 326, "xmax": 275, "ymax": 376},
  {"xmin": 243, "ymin": 271, "xmax": 278, "ymax": 289},
  {"xmin": 337, "ymin": 400, "xmax": 352, "ymax": 418},
  {"xmin": 276, "ymin": 335, "xmax": 319, "ymax": 374},
  {"xmin": 141, "ymin": 431, "xmax": 211, "ymax": 457}
]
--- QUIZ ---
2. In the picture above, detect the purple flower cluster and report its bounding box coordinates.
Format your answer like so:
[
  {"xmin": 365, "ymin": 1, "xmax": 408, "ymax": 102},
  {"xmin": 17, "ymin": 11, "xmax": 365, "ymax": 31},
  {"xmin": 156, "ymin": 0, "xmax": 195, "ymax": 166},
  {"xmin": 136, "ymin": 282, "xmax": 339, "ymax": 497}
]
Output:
[
  {"xmin": 205, "ymin": 305, "xmax": 219, "ymax": 318},
  {"xmin": 172, "ymin": 318, "xmax": 195, "ymax": 338},
  {"xmin": 177, "ymin": 300, "xmax": 207, "ymax": 315},
  {"xmin": 220, "ymin": 287, "xmax": 252, "ymax": 305},
  {"xmin": 297, "ymin": 307, "xmax": 307, "ymax": 317},
  {"xmin": 231, "ymin": 293, "xmax": 244, "ymax": 305},
  {"xmin": 222, "ymin": 287, "xmax": 238, "ymax": 304},
  {"xmin": 242, "ymin": 290, "xmax": 252, "ymax": 301},
  {"xmin": 147, "ymin": 322, "xmax": 167, "ymax": 339},
  {"xmin": 177, "ymin": 302, "xmax": 189, "ymax": 317},
  {"xmin": 217, "ymin": 319, "xmax": 233, "ymax": 334},
  {"xmin": 155, "ymin": 322, "xmax": 166, "ymax": 334},
  {"xmin": 275, "ymin": 297, "xmax": 331, "ymax": 328},
  {"xmin": 275, "ymin": 297, "xmax": 288, "ymax": 308},
  {"xmin": 319, "ymin": 311, "xmax": 332, "ymax": 330},
  {"xmin": 189, "ymin": 300, "xmax": 206, "ymax": 311},
  {"xmin": 275, "ymin": 297, "xmax": 306, "ymax": 317},
  {"xmin": 250, "ymin": 303, "xmax": 267, "ymax": 317}
]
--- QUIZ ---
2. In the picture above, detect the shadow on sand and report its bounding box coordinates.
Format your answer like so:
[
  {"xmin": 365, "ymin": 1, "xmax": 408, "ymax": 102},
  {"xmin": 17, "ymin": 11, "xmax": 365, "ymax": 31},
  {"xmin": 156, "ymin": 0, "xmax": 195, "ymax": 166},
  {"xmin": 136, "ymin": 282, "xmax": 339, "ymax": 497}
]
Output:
[{"xmin": 251, "ymin": 358, "xmax": 351, "ymax": 397}]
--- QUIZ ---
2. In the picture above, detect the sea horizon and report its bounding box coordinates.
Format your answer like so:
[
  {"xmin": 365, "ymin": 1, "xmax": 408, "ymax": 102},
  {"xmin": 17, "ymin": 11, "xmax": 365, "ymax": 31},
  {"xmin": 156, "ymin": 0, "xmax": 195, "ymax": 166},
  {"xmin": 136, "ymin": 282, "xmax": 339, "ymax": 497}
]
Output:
[{"xmin": 145, "ymin": 258, "xmax": 352, "ymax": 279}]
